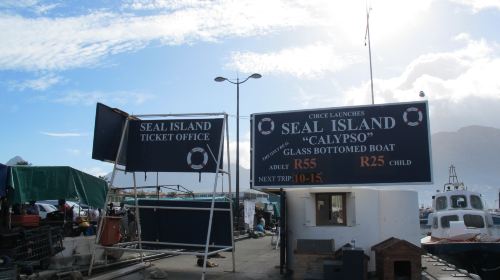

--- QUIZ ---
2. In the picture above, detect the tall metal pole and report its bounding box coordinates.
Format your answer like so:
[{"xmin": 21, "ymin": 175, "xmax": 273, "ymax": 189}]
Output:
[
  {"xmin": 366, "ymin": 8, "xmax": 374, "ymax": 105},
  {"xmin": 236, "ymin": 78, "xmax": 240, "ymax": 230}
]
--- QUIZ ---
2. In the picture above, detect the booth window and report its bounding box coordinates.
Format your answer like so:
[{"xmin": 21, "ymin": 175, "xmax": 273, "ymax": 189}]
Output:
[{"xmin": 316, "ymin": 193, "xmax": 347, "ymax": 226}]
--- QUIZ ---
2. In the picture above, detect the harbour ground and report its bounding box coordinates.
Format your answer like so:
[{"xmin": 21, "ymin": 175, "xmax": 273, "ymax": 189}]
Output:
[
  {"xmin": 115, "ymin": 236, "xmax": 282, "ymax": 280},
  {"xmin": 90, "ymin": 235, "xmax": 480, "ymax": 280}
]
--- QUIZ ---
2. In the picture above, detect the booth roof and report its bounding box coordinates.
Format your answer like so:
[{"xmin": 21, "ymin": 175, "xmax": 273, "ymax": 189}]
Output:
[{"xmin": 8, "ymin": 166, "xmax": 107, "ymax": 208}]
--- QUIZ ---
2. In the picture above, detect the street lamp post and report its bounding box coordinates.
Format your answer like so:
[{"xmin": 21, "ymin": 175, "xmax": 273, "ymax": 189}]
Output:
[{"xmin": 214, "ymin": 73, "xmax": 262, "ymax": 230}]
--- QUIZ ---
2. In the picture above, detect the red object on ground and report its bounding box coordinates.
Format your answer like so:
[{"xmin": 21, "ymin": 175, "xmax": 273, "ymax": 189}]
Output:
[
  {"xmin": 99, "ymin": 216, "xmax": 122, "ymax": 246},
  {"xmin": 11, "ymin": 215, "xmax": 40, "ymax": 227}
]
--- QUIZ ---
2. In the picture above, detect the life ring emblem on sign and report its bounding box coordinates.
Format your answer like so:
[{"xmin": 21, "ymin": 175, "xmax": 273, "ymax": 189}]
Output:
[
  {"xmin": 186, "ymin": 147, "xmax": 209, "ymax": 170},
  {"xmin": 403, "ymin": 107, "xmax": 423, "ymax": 127},
  {"xmin": 258, "ymin": 117, "xmax": 275, "ymax": 135}
]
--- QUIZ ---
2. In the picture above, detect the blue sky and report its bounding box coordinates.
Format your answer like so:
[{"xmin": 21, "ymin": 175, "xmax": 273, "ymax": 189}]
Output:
[{"xmin": 1, "ymin": 0, "xmax": 500, "ymax": 204}]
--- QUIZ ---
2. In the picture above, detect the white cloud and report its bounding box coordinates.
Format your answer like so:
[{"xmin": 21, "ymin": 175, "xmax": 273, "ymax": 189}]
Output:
[
  {"xmin": 83, "ymin": 166, "xmax": 110, "ymax": 177},
  {"xmin": 10, "ymin": 73, "xmax": 61, "ymax": 91},
  {"xmin": 380, "ymin": 37, "xmax": 497, "ymax": 102},
  {"xmin": 338, "ymin": 36, "xmax": 500, "ymax": 131},
  {"xmin": 52, "ymin": 91, "xmax": 154, "ymax": 106},
  {"xmin": 307, "ymin": 0, "xmax": 434, "ymax": 47},
  {"xmin": 228, "ymin": 43, "xmax": 362, "ymax": 79},
  {"xmin": 451, "ymin": 0, "xmax": 500, "ymax": 12},
  {"xmin": 0, "ymin": 13, "xmax": 146, "ymax": 71},
  {"xmin": 33, "ymin": 3, "xmax": 60, "ymax": 15},
  {"xmin": 0, "ymin": 1, "xmax": 443, "ymax": 73},
  {"xmin": 0, "ymin": 0, "xmax": 59, "ymax": 14},
  {"xmin": 222, "ymin": 133, "xmax": 251, "ymax": 170},
  {"xmin": 0, "ymin": 1, "xmax": 317, "ymax": 72},
  {"xmin": 0, "ymin": 0, "xmax": 40, "ymax": 8},
  {"xmin": 292, "ymin": 86, "xmax": 344, "ymax": 109},
  {"xmin": 236, "ymin": 139, "xmax": 251, "ymax": 170},
  {"xmin": 41, "ymin": 131, "xmax": 88, "ymax": 137},
  {"xmin": 123, "ymin": 0, "xmax": 209, "ymax": 10},
  {"xmin": 287, "ymin": 35, "xmax": 500, "ymax": 132}
]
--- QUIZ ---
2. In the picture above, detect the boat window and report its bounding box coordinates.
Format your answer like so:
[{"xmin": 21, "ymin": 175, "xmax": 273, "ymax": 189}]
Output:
[
  {"xmin": 451, "ymin": 195, "xmax": 467, "ymax": 208},
  {"xmin": 440, "ymin": 215, "xmax": 459, "ymax": 228},
  {"xmin": 432, "ymin": 217, "xmax": 438, "ymax": 229},
  {"xmin": 435, "ymin": 197, "xmax": 447, "ymax": 210},
  {"xmin": 470, "ymin": 195, "xmax": 483, "ymax": 210},
  {"xmin": 316, "ymin": 193, "xmax": 347, "ymax": 226},
  {"xmin": 463, "ymin": 214, "xmax": 485, "ymax": 228}
]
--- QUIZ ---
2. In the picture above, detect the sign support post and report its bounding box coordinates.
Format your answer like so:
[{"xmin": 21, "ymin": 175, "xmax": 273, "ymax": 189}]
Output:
[{"xmin": 89, "ymin": 117, "xmax": 130, "ymax": 276}]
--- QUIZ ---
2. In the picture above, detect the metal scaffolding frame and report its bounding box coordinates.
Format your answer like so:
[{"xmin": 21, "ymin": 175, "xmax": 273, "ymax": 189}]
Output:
[{"xmin": 88, "ymin": 113, "xmax": 234, "ymax": 280}]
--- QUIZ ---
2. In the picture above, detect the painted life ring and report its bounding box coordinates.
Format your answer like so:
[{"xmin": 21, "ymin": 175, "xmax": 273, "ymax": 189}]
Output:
[
  {"xmin": 186, "ymin": 147, "xmax": 208, "ymax": 170},
  {"xmin": 258, "ymin": 117, "xmax": 275, "ymax": 135},
  {"xmin": 403, "ymin": 107, "xmax": 423, "ymax": 127}
]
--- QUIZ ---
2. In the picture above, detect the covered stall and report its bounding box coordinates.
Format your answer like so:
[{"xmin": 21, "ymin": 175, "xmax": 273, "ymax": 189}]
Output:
[
  {"xmin": 7, "ymin": 166, "xmax": 107, "ymax": 208},
  {"xmin": 0, "ymin": 166, "xmax": 107, "ymax": 272}
]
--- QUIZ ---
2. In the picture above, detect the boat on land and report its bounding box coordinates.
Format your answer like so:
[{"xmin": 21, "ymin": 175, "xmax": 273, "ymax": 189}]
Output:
[{"xmin": 421, "ymin": 165, "xmax": 500, "ymax": 279}]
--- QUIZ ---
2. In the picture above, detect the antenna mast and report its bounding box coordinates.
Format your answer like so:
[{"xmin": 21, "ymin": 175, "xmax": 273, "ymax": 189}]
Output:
[{"xmin": 365, "ymin": 4, "xmax": 374, "ymax": 105}]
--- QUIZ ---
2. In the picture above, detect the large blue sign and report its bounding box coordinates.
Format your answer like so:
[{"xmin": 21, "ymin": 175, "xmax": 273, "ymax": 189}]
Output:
[
  {"xmin": 251, "ymin": 102, "xmax": 432, "ymax": 188},
  {"xmin": 126, "ymin": 118, "xmax": 224, "ymax": 173},
  {"xmin": 92, "ymin": 103, "xmax": 224, "ymax": 173}
]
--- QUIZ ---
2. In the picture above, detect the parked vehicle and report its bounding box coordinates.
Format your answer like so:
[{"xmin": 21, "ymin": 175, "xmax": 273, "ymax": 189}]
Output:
[
  {"xmin": 37, "ymin": 200, "xmax": 88, "ymax": 222},
  {"xmin": 35, "ymin": 203, "xmax": 57, "ymax": 219}
]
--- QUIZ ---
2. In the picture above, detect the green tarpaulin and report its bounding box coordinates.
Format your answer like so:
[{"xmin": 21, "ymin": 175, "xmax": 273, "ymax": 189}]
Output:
[{"xmin": 8, "ymin": 166, "xmax": 107, "ymax": 208}]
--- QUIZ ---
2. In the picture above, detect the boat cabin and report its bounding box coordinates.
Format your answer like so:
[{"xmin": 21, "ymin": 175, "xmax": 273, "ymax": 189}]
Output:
[
  {"xmin": 428, "ymin": 185, "xmax": 494, "ymax": 239},
  {"xmin": 434, "ymin": 183, "xmax": 484, "ymax": 211}
]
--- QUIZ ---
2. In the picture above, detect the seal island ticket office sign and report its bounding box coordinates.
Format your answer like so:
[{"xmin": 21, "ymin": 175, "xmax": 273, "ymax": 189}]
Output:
[
  {"xmin": 250, "ymin": 101, "xmax": 432, "ymax": 189},
  {"xmin": 92, "ymin": 102, "xmax": 224, "ymax": 173},
  {"xmin": 126, "ymin": 118, "xmax": 223, "ymax": 172}
]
